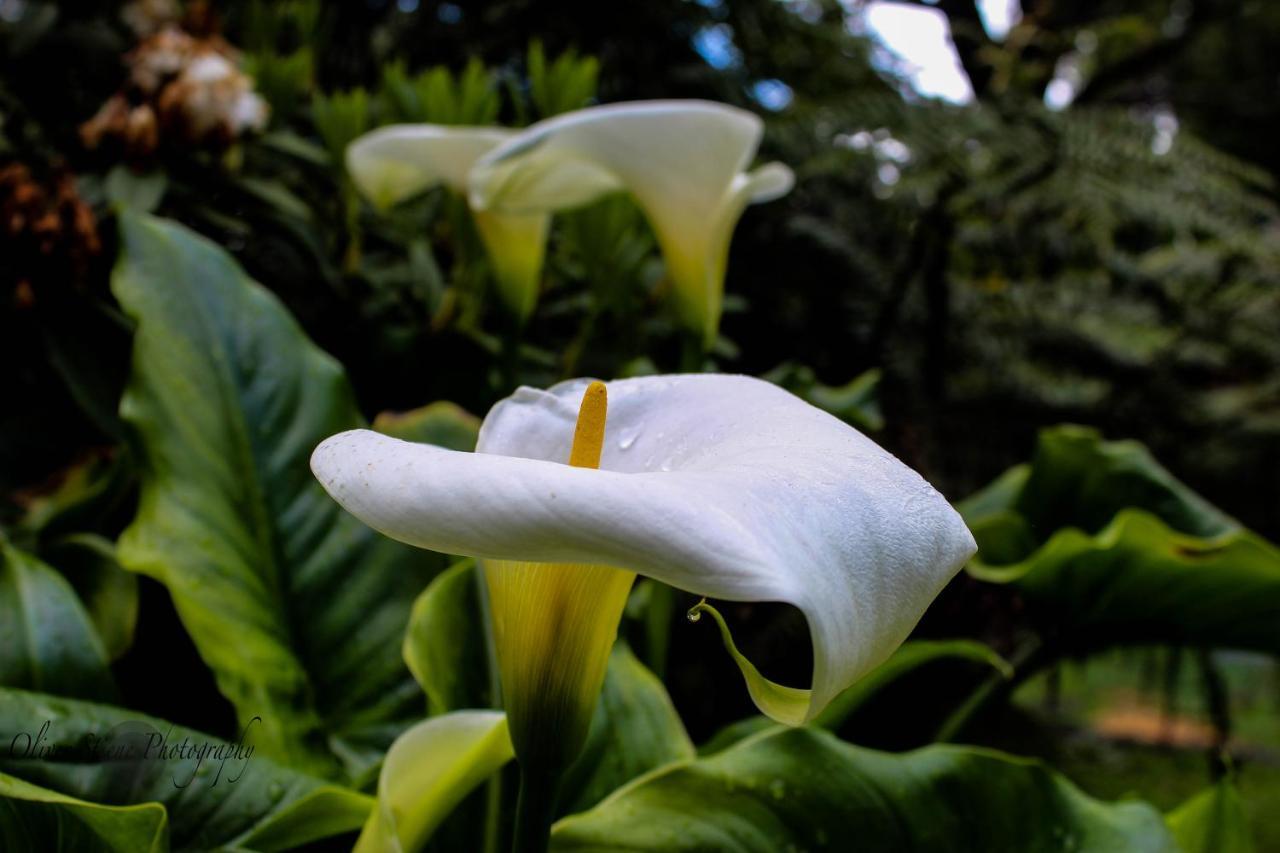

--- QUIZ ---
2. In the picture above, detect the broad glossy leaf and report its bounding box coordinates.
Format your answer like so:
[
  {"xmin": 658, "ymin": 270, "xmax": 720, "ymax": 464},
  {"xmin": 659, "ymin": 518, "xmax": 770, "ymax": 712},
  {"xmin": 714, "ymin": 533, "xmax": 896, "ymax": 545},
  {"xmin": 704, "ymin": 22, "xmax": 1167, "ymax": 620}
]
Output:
[
  {"xmin": 557, "ymin": 643, "xmax": 695, "ymax": 816},
  {"xmin": 400, "ymin": 560, "xmax": 506, "ymax": 853},
  {"xmin": 0, "ymin": 688, "xmax": 371, "ymax": 852},
  {"xmin": 762, "ymin": 363, "xmax": 883, "ymax": 432},
  {"xmin": 42, "ymin": 534, "xmax": 138, "ymax": 662},
  {"xmin": 354, "ymin": 711, "xmax": 514, "ymax": 853},
  {"xmin": 374, "ymin": 401, "xmax": 481, "ymax": 451},
  {"xmin": 961, "ymin": 426, "xmax": 1280, "ymax": 653},
  {"xmin": 0, "ymin": 540, "xmax": 114, "ymax": 701},
  {"xmin": 701, "ymin": 637, "xmax": 1008, "ymax": 753},
  {"xmin": 403, "ymin": 559, "xmax": 493, "ymax": 715},
  {"xmin": 552, "ymin": 727, "xmax": 1177, "ymax": 851},
  {"xmin": 1166, "ymin": 781, "xmax": 1253, "ymax": 853},
  {"xmin": 110, "ymin": 212, "xmax": 444, "ymax": 778},
  {"xmin": 12, "ymin": 449, "xmax": 132, "ymax": 545},
  {"xmin": 699, "ymin": 640, "xmax": 1012, "ymax": 755},
  {"xmin": 0, "ymin": 772, "xmax": 168, "ymax": 853},
  {"xmin": 812, "ymin": 639, "xmax": 1011, "ymax": 730}
]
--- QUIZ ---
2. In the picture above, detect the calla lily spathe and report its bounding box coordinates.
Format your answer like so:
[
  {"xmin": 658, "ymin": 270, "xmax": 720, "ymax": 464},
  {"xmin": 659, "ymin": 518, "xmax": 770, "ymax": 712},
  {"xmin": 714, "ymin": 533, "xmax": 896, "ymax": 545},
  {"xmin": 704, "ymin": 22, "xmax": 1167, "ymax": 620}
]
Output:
[
  {"xmin": 311, "ymin": 374, "xmax": 975, "ymax": 726},
  {"xmin": 468, "ymin": 102, "xmax": 794, "ymax": 346},
  {"xmin": 346, "ymin": 124, "xmax": 549, "ymax": 320}
]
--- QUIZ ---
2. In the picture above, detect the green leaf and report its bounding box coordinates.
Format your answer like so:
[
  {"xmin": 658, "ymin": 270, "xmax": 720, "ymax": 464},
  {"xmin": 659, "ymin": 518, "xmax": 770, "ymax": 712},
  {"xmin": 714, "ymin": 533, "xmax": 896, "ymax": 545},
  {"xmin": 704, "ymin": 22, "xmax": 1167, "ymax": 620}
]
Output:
[
  {"xmin": 1166, "ymin": 781, "xmax": 1254, "ymax": 853},
  {"xmin": 699, "ymin": 640, "xmax": 1011, "ymax": 755},
  {"xmin": 761, "ymin": 363, "xmax": 884, "ymax": 432},
  {"xmin": 312, "ymin": 88, "xmax": 371, "ymax": 167},
  {"xmin": 104, "ymin": 166, "xmax": 167, "ymax": 213},
  {"xmin": 374, "ymin": 401, "xmax": 481, "ymax": 452},
  {"xmin": 552, "ymin": 727, "xmax": 1178, "ymax": 852},
  {"xmin": 354, "ymin": 711, "xmax": 514, "ymax": 853},
  {"xmin": 110, "ymin": 212, "xmax": 444, "ymax": 778},
  {"xmin": 0, "ymin": 540, "xmax": 114, "ymax": 701},
  {"xmin": 0, "ymin": 772, "xmax": 168, "ymax": 853},
  {"xmin": 960, "ymin": 426, "xmax": 1280, "ymax": 654},
  {"xmin": 965, "ymin": 424, "xmax": 1235, "ymax": 544},
  {"xmin": 558, "ymin": 644, "xmax": 695, "ymax": 817},
  {"xmin": 811, "ymin": 639, "xmax": 1012, "ymax": 732},
  {"xmin": 0, "ymin": 688, "xmax": 372, "ymax": 852},
  {"xmin": 527, "ymin": 41, "xmax": 598, "ymax": 119},
  {"xmin": 41, "ymin": 534, "xmax": 138, "ymax": 662},
  {"xmin": 403, "ymin": 559, "xmax": 493, "ymax": 715},
  {"xmin": 12, "ymin": 449, "xmax": 132, "ymax": 548}
]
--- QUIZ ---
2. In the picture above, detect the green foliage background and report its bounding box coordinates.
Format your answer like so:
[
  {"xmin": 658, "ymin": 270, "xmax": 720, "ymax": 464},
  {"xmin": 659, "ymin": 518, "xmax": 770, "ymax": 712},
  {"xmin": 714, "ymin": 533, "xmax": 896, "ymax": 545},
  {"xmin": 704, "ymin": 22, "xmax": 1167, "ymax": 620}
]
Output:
[{"xmin": 1, "ymin": 0, "xmax": 1278, "ymax": 850}]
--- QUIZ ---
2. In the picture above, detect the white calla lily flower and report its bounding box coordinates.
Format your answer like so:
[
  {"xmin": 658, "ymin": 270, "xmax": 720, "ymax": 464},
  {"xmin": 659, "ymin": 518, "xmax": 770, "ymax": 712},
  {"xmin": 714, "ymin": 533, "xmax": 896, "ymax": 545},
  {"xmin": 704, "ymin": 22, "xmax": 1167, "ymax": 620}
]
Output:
[
  {"xmin": 311, "ymin": 374, "xmax": 974, "ymax": 735},
  {"xmin": 346, "ymin": 124, "xmax": 549, "ymax": 320},
  {"xmin": 468, "ymin": 101, "xmax": 794, "ymax": 346}
]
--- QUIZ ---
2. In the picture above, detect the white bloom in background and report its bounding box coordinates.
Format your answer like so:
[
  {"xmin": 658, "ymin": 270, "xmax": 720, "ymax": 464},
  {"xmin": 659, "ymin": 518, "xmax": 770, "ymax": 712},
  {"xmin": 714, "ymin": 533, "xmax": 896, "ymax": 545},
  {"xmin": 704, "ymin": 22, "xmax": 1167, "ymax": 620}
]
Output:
[
  {"xmin": 312, "ymin": 374, "xmax": 974, "ymax": 733},
  {"xmin": 346, "ymin": 125, "xmax": 550, "ymax": 322},
  {"xmin": 469, "ymin": 102, "xmax": 794, "ymax": 346}
]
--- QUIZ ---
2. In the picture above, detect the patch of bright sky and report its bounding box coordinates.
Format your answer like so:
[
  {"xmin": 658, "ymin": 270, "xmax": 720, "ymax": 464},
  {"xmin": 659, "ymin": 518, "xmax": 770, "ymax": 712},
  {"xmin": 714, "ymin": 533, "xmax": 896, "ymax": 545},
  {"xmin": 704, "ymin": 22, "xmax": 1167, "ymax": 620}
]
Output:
[{"xmin": 855, "ymin": 0, "xmax": 1022, "ymax": 104}]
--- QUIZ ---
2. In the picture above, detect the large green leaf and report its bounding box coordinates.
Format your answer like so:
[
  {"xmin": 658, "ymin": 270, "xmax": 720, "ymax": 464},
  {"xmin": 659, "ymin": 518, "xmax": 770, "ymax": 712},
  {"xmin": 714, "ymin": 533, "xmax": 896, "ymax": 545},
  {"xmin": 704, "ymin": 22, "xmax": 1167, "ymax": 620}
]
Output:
[
  {"xmin": 354, "ymin": 711, "xmax": 514, "ymax": 853},
  {"xmin": 0, "ymin": 688, "xmax": 372, "ymax": 852},
  {"xmin": 0, "ymin": 772, "xmax": 168, "ymax": 853},
  {"xmin": 960, "ymin": 425, "xmax": 1280, "ymax": 654},
  {"xmin": 552, "ymin": 727, "xmax": 1177, "ymax": 851},
  {"xmin": 1166, "ymin": 781, "xmax": 1254, "ymax": 853},
  {"xmin": 403, "ymin": 559, "xmax": 494, "ymax": 716},
  {"xmin": 7, "ymin": 449, "xmax": 139, "ymax": 663},
  {"xmin": 42, "ymin": 534, "xmax": 138, "ymax": 662},
  {"xmin": 557, "ymin": 643, "xmax": 695, "ymax": 817},
  {"xmin": 110, "ymin": 212, "xmax": 445, "ymax": 778},
  {"xmin": 0, "ymin": 540, "xmax": 114, "ymax": 701},
  {"xmin": 374, "ymin": 401, "xmax": 480, "ymax": 451},
  {"xmin": 699, "ymin": 639, "xmax": 1012, "ymax": 755}
]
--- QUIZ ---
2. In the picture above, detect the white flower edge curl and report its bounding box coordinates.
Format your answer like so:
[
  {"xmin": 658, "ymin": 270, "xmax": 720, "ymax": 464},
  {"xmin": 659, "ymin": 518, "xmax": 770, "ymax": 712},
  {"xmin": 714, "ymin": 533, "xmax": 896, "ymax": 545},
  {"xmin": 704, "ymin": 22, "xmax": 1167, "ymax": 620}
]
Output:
[{"xmin": 310, "ymin": 374, "xmax": 975, "ymax": 724}]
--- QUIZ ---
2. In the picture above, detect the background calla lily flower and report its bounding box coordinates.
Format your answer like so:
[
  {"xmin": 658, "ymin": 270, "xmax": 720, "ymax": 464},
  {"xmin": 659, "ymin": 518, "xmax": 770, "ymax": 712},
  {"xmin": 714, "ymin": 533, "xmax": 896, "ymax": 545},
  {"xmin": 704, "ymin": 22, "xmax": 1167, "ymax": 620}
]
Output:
[
  {"xmin": 311, "ymin": 374, "xmax": 975, "ymax": 729},
  {"xmin": 467, "ymin": 101, "xmax": 794, "ymax": 346},
  {"xmin": 346, "ymin": 124, "xmax": 549, "ymax": 320}
]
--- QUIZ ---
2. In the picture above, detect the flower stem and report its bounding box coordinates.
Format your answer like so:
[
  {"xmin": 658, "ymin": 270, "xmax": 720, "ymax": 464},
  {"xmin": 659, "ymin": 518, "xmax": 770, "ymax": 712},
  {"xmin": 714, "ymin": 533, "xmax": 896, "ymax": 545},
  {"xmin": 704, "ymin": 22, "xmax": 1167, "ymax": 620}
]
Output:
[
  {"xmin": 512, "ymin": 766, "xmax": 561, "ymax": 853},
  {"xmin": 679, "ymin": 332, "xmax": 704, "ymax": 373}
]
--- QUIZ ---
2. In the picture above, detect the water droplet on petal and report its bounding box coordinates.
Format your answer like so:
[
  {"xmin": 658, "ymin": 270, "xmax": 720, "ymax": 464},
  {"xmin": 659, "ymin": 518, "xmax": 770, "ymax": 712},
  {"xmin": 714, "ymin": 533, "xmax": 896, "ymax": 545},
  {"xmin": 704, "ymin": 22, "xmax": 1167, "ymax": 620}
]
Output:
[{"xmin": 617, "ymin": 426, "xmax": 641, "ymax": 450}]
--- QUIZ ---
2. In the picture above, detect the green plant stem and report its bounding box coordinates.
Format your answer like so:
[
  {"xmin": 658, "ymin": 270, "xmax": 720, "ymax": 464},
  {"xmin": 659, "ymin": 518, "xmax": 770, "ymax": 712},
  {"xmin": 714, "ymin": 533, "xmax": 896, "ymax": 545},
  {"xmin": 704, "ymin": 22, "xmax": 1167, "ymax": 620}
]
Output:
[
  {"xmin": 679, "ymin": 332, "xmax": 704, "ymax": 373},
  {"xmin": 644, "ymin": 581, "xmax": 676, "ymax": 679},
  {"xmin": 512, "ymin": 766, "xmax": 561, "ymax": 853},
  {"xmin": 500, "ymin": 322, "xmax": 524, "ymax": 392},
  {"xmin": 477, "ymin": 564, "xmax": 505, "ymax": 853}
]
